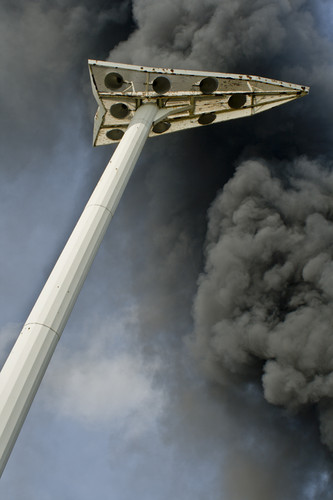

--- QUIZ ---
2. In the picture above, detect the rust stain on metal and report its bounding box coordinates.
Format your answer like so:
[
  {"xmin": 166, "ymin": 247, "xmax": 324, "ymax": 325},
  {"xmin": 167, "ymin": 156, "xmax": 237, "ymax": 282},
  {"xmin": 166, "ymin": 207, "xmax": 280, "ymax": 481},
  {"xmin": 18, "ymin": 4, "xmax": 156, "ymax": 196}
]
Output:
[{"xmin": 88, "ymin": 59, "xmax": 309, "ymax": 145}]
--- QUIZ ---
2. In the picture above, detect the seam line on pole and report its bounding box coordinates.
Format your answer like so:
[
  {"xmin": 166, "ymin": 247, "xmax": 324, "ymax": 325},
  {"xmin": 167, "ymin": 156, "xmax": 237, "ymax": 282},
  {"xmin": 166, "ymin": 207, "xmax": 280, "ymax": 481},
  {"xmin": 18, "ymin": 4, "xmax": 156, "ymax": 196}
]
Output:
[
  {"xmin": 23, "ymin": 322, "xmax": 61, "ymax": 341},
  {"xmin": 86, "ymin": 203, "xmax": 114, "ymax": 216}
]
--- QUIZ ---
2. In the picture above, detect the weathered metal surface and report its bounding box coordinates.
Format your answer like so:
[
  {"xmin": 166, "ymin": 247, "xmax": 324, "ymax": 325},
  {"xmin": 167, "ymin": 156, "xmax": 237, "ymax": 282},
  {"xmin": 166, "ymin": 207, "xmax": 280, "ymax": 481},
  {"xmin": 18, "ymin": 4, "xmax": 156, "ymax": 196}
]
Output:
[{"xmin": 88, "ymin": 60, "xmax": 309, "ymax": 146}]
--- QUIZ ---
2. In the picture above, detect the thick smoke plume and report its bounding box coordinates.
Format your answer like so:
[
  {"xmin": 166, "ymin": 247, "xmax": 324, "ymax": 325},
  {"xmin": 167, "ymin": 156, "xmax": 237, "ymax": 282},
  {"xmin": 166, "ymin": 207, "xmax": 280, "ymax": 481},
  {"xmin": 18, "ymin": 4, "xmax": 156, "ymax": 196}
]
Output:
[
  {"xmin": 193, "ymin": 157, "xmax": 333, "ymax": 449},
  {"xmin": 105, "ymin": 0, "xmax": 333, "ymax": 496},
  {"xmin": 1, "ymin": 0, "xmax": 333, "ymax": 498}
]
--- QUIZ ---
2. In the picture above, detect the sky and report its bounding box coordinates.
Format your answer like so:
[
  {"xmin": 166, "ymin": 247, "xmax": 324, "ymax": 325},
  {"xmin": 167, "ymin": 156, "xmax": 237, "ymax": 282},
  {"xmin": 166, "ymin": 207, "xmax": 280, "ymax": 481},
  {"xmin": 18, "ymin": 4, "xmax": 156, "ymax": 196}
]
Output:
[{"xmin": 0, "ymin": 0, "xmax": 333, "ymax": 498}]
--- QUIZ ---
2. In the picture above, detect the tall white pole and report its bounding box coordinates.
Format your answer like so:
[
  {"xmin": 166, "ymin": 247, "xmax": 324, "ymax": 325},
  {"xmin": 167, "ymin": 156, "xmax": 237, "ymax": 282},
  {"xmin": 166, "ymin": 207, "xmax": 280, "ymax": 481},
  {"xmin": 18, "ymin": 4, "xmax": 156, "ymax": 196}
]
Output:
[{"xmin": 0, "ymin": 102, "xmax": 158, "ymax": 476}]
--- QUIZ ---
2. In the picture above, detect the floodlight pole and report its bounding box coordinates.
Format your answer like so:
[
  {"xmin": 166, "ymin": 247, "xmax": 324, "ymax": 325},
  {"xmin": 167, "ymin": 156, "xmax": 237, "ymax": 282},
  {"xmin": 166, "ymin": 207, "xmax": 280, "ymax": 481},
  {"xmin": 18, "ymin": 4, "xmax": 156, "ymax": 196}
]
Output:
[
  {"xmin": 0, "ymin": 57, "xmax": 309, "ymax": 477},
  {"xmin": 0, "ymin": 102, "xmax": 158, "ymax": 476}
]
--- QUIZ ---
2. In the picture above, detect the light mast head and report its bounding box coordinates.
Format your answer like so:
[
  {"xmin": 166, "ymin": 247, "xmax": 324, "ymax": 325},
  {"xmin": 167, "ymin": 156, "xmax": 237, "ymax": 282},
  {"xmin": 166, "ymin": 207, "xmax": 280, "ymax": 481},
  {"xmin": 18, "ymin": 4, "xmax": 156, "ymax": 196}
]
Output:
[{"xmin": 88, "ymin": 60, "xmax": 309, "ymax": 147}]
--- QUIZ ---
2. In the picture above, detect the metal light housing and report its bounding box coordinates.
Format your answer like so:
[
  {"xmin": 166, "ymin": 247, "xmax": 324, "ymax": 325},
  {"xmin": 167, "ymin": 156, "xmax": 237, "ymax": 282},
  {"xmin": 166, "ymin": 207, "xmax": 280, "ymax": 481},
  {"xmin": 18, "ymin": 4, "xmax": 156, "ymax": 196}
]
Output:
[{"xmin": 88, "ymin": 59, "xmax": 309, "ymax": 146}]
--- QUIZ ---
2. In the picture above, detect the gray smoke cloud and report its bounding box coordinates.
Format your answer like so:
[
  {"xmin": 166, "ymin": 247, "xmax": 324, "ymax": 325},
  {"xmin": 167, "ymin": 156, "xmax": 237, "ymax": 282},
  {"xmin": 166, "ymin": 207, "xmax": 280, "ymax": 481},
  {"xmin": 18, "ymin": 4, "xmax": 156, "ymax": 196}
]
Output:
[
  {"xmin": 192, "ymin": 157, "xmax": 333, "ymax": 449},
  {"xmin": 1, "ymin": 0, "xmax": 333, "ymax": 498},
  {"xmin": 106, "ymin": 0, "xmax": 333, "ymax": 498}
]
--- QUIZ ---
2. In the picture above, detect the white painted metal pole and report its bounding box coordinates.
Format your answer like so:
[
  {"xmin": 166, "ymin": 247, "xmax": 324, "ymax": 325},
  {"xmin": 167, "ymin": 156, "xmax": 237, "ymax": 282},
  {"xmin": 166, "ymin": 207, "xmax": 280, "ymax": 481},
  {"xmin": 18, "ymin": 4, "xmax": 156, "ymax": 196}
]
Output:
[{"xmin": 0, "ymin": 102, "xmax": 158, "ymax": 476}]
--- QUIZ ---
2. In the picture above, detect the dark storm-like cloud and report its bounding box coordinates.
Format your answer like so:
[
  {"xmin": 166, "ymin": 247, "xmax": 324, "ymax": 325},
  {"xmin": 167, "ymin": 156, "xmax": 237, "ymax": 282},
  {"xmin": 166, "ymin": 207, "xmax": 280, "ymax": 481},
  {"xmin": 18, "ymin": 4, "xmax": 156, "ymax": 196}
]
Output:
[{"xmin": 0, "ymin": 0, "xmax": 132, "ymax": 174}]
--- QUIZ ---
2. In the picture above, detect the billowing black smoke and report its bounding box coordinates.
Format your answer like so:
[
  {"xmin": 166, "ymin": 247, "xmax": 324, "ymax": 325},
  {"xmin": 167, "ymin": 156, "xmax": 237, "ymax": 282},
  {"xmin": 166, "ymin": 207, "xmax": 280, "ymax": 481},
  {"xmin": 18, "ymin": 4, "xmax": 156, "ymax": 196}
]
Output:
[
  {"xmin": 105, "ymin": 2, "xmax": 333, "ymax": 495},
  {"xmin": 192, "ymin": 156, "xmax": 333, "ymax": 449},
  {"xmin": 1, "ymin": 0, "xmax": 332, "ymax": 497}
]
